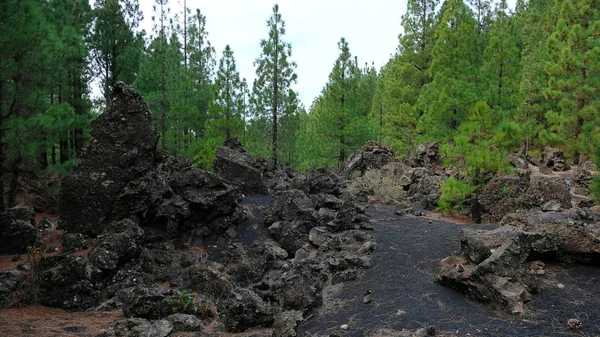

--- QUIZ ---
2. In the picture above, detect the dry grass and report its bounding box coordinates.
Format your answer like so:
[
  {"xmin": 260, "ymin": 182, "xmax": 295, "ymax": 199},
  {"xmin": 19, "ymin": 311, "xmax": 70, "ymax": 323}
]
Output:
[
  {"xmin": 0, "ymin": 305, "xmax": 122, "ymax": 337},
  {"xmin": 348, "ymin": 169, "xmax": 407, "ymax": 205}
]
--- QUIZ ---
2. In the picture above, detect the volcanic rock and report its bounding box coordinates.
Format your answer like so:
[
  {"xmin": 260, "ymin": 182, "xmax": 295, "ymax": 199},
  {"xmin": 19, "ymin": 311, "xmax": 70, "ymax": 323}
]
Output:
[{"xmin": 213, "ymin": 138, "xmax": 268, "ymax": 194}]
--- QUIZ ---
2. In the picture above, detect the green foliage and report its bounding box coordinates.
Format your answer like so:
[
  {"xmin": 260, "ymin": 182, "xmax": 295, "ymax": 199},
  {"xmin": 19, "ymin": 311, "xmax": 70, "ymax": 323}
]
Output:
[
  {"xmin": 167, "ymin": 290, "xmax": 195, "ymax": 313},
  {"xmin": 250, "ymin": 4, "xmax": 299, "ymax": 167},
  {"xmin": 437, "ymin": 178, "xmax": 476, "ymax": 213},
  {"xmin": 417, "ymin": 0, "xmax": 480, "ymax": 141},
  {"xmin": 543, "ymin": 0, "xmax": 600, "ymax": 160}
]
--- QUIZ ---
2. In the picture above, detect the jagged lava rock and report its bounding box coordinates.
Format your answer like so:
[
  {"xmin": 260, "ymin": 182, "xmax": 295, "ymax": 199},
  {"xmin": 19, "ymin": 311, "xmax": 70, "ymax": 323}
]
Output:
[
  {"xmin": 213, "ymin": 138, "xmax": 268, "ymax": 194},
  {"xmin": 59, "ymin": 82, "xmax": 164, "ymax": 235},
  {"xmin": 0, "ymin": 205, "xmax": 39, "ymax": 254}
]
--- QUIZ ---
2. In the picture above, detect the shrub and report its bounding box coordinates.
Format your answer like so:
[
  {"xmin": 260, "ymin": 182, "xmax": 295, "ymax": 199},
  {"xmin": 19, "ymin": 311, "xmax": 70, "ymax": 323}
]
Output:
[
  {"xmin": 437, "ymin": 178, "xmax": 476, "ymax": 213},
  {"xmin": 348, "ymin": 169, "xmax": 407, "ymax": 205}
]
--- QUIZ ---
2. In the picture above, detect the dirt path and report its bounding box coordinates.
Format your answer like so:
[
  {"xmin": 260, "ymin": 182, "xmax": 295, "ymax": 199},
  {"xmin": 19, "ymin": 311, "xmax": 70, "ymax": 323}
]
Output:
[{"xmin": 298, "ymin": 206, "xmax": 600, "ymax": 337}]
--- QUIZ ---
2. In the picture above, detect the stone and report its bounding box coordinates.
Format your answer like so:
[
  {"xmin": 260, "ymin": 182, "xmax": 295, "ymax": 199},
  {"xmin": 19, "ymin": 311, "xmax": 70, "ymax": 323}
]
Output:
[
  {"xmin": 271, "ymin": 310, "xmax": 303, "ymax": 337},
  {"xmin": 38, "ymin": 255, "xmax": 103, "ymax": 311},
  {"xmin": 213, "ymin": 138, "xmax": 268, "ymax": 195},
  {"xmin": 507, "ymin": 153, "xmax": 529, "ymax": 170},
  {"xmin": 62, "ymin": 233, "xmax": 87, "ymax": 254},
  {"xmin": 89, "ymin": 219, "xmax": 144, "ymax": 271},
  {"xmin": 409, "ymin": 142, "xmax": 439, "ymax": 167},
  {"xmin": 265, "ymin": 189, "xmax": 316, "ymax": 224},
  {"xmin": 59, "ymin": 82, "xmax": 164, "ymax": 236},
  {"xmin": 182, "ymin": 264, "xmax": 233, "ymax": 299},
  {"xmin": 542, "ymin": 146, "xmax": 569, "ymax": 171},
  {"xmin": 522, "ymin": 176, "xmax": 571, "ymax": 210},
  {"xmin": 121, "ymin": 286, "xmax": 192, "ymax": 320},
  {"xmin": 541, "ymin": 200, "xmax": 561, "ymax": 212},
  {"xmin": 165, "ymin": 313, "xmax": 203, "ymax": 332},
  {"xmin": 0, "ymin": 205, "xmax": 39, "ymax": 254},
  {"xmin": 478, "ymin": 170, "xmax": 530, "ymax": 223},
  {"xmin": 341, "ymin": 141, "xmax": 394, "ymax": 178},
  {"xmin": 218, "ymin": 287, "xmax": 274, "ymax": 332},
  {"xmin": 0, "ymin": 269, "xmax": 22, "ymax": 308},
  {"xmin": 168, "ymin": 168, "xmax": 243, "ymax": 234}
]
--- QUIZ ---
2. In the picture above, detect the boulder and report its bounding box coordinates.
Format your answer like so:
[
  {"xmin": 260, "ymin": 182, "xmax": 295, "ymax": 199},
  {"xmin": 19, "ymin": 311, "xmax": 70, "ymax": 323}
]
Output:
[
  {"xmin": 409, "ymin": 142, "xmax": 439, "ymax": 167},
  {"xmin": 272, "ymin": 310, "xmax": 303, "ymax": 337},
  {"xmin": 62, "ymin": 233, "xmax": 87, "ymax": 253},
  {"xmin": 0, "ymin": 269, "xmax": 22, "ymax": 308},
  {"xmin": 38, "ymin": 255, "xmax": 103, "ymax": 311},
  {"xmin": 572, "ymin": 167, "xmax": 593, "ymax": 196},
  {"xmin": 307, "ymin": 169, "xmax": 343, "ymax": 196},
  {"xmin": 218, "ymin": 287, "xmax": 275, "ymax": 332},
  {"xmin": 521, "ymin": 176, "xmax": 571, "ymax": 210},
  {"xmin": 478, "ymin": 170, "xmax": 530, "ymax": 223},
  {"xmin": 89, "ymin": 218, "xmax": 144, "ymax": 271},
  {"xmin": 168, "ymin": 168, "xmax": 243, "ymax": 233},
  {"xmin": 165, "ymin": 313, "xmax": 203, "ymax": 332},
  {"xmin": 341, "ymin": 141, "xmax": 394, "ymax": 178},
  {"xmin": 213, "ymin": 138, "xmax": 268, "ymax": 195},
  {"xmin": 121, "ymin": 286, "xmax": 194, "ymax": 319},
  {"xmin": 114, "ymin": 318, "xmax": 173, "ymax": 337},
  {"xmin": 278, "ymin": 266, "xmax": 324, "ymax": 312},
  {"xmin": 439, "ymin": 210, "xmax": 600, "ymax": 314},
  {"xmin": 0, "ymin": 205, "xmax": 39, "ymax": 254},
  {"xmin": 542, "ymin": 146, "xmax": 569, "ymax": 172},
  {"xmin": 59, "ymin": 82, "xmax": 165, "ymax": 235},
  {"xmin": 182, "ymin": 263, "xmax": 233, "ymax": 298},
  {"xmin": 507, "ymin": 153, "xmax": 529, "ymax": 170},
  {"xmin": 265, "ymin": 189, "xmax": 316, "ymax": 224}
]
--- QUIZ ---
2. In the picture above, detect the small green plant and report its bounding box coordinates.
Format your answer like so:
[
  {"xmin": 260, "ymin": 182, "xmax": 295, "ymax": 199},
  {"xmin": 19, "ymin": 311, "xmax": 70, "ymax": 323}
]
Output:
[
  {"xmin": 167, "ymin": 290, "xmax": 195, "ymax": 313},
  {"xmin": 437, "ymin": 178, "xmax": 476, "ymax": 213}
]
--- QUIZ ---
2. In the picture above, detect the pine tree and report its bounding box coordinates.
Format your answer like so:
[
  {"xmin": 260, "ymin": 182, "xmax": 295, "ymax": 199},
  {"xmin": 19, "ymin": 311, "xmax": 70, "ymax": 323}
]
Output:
[
  {"xmin": 251, "ymin": 4, "xmax": 298, "ymax": 167},
  {"xmin": 417, "ymin": 0, "xmax": 479, "ymax": 141},
  {"xmin": 306, "ymin": 39, "xmax": 376, "ymax": 166},
  {"xmin": 90, "ymin": 0, "xmax": 144, "ymax": 99},
  {"xmin": 209, "ymin": 45, "xmax": 245, "ymax": 141},
  {"xmin": 544, "ymin": 0, "xmax": 600, "ymax": 162},
  {"xmin": 515, "ymin": 0, "xmax": 554, "ymax": 152},
  {"xmin": 371, "ymin": 0, "xmax": 439, "ymax": 152},
  {"xmin": 0, "ymin": 1, "xmax": 59, "ymax": 209},
  {"xmin": 481, "ymin": 0, "xmax": 521, "ymax": 117},
  {"xmin": 186, "ymin": 9, "xmax": 215, "ymax": 140}
]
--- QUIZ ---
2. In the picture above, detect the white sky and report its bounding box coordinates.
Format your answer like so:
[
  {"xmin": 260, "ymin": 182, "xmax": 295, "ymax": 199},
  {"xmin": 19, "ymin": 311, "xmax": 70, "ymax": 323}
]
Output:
[{"xmin": 135, "ymin": 0, "xmax": 407, "ymax": 108}]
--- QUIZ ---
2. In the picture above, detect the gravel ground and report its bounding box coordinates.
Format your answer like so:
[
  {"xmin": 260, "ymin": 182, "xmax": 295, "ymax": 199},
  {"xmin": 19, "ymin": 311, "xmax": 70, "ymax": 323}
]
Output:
[{"xmin": 298, "ymin": 205, "xmax": 600, "ymax": 337}]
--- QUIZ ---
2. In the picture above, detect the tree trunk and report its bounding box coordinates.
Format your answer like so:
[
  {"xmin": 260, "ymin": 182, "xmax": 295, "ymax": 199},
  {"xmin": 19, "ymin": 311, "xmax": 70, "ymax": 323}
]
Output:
[
  {"xmin": 7, "ymin": 155, "xmax": 21, "ymax": 209},
  {"xmin": 272, "ymin": 31, "xmax": 279, "ymax": 169}
]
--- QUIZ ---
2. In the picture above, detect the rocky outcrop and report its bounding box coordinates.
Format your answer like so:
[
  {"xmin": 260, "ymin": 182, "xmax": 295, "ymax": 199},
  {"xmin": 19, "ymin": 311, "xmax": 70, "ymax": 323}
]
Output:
[
  {"xmin": 38, "ymin": 255, "xmax": 103, "ymax": 311},
  {"xmin": 59, "ymin": 82, "xmax": 244, "ymax": 237},
  {"xmin": 438, "ymin": 210, "xmax": 600, "ymax": 314},
  {"xmin": 542, "ymin": 146, "xmax": 569, "ymax": 172},
  {"xmin": 59, "ymin": 82, "xmax": 164, "ymax": 236},
  {"xmin": 213, "ymin": 138, "xmax": 268, "ymax": 195},
  {"xmin": 409, "ymin": 142, "xmax": 440, "ymax": 167},
  {"xmin": 478, "ymin": 170, "xmax": 572, "ymax": 223},
  {"xmin": 0, "ymin": 269, "xmax": 23, "ymax": 308},
  {"xmin": 341, "ymin": 141, "xmax": 394, "ymax": 178},
  {"xmin": 218, "ymin": 287, "xmax": 275, "ymax": 332},
  {"xmin": 0, "ymin": 205, "xmax": 39, "ymax": 254}
]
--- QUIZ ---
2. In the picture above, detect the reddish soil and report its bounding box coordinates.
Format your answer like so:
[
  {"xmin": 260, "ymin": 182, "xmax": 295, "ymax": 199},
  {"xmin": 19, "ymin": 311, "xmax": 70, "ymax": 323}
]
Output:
[{"xmin": 0, "ymin": 305, "xmax": 122, "ymax": 337}]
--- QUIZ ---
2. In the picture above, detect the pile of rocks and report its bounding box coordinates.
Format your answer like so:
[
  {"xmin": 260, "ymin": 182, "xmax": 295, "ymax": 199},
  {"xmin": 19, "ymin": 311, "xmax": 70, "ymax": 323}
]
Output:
[
  {"xmin": 341, "ymin": 141, "xmax": 395, "ymax": 179},
  {"xmin": 437, "ymin": 210, "xmax": 600, "ymax": 314},
  {"xmin": 0, "ymin": 83, "xmax": 377, "ymax": 337}
]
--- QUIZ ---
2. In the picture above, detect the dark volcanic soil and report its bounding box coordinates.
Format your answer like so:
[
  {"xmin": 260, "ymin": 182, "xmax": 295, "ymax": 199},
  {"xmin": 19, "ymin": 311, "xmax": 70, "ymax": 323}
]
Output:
[{"xmin": 298, "ymin": 206, "xmax": 600, "ymax": 337}]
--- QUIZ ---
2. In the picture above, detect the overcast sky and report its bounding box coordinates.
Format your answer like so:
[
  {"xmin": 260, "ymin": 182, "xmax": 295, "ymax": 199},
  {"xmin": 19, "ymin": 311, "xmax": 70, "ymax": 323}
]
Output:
[{"xmin": 134, "ymin": 0, "xmax": 407, "ymax": 108}]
